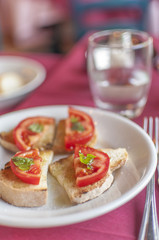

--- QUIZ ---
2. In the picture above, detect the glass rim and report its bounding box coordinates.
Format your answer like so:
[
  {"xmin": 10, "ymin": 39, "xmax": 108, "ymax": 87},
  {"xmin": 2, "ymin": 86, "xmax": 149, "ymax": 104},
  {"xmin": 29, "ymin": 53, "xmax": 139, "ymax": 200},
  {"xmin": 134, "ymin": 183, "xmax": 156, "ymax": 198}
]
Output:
[{"xmin": 88, "ymin": 29, "xmax": 153, "ymax": 50}]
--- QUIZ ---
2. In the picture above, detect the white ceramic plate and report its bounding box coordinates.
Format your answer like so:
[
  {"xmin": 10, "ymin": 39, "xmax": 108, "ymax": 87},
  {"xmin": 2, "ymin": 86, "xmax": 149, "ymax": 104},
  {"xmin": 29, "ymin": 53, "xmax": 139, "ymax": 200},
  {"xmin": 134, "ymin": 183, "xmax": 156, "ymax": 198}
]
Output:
[
  {"xmin": 0, "ymin": 56, "xmax": 46, "ymax": 110},
  {"xmin": 0, "ymin": 105, "xmax": 157, "ymax": 228}
]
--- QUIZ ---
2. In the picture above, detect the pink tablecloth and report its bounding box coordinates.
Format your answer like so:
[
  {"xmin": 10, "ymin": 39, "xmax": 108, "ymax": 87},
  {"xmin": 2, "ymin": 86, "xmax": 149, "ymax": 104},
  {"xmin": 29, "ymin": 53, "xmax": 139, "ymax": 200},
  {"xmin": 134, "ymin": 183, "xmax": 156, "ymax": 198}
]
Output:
[{"xmin": 0, "ymin": 35, "xmax": 159, "ymax": 240}]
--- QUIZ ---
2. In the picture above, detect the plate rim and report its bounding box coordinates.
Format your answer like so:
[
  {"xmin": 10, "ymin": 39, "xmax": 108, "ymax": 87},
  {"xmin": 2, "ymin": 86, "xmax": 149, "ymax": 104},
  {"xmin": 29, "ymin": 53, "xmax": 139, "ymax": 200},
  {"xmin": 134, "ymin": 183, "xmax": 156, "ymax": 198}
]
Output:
[{"xmin": 0, "ymin": 105, "xmax": 157, "ymax": 228}]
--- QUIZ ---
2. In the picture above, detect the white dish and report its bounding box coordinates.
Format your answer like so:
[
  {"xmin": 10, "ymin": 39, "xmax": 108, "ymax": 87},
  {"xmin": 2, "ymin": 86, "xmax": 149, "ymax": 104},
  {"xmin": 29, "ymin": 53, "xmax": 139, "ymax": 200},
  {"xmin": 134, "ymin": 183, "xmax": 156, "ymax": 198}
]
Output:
[
  {"xmin": 0, "ymin": 56, "xmax": 46, "ymax": 110},
  {"xmin": 0, "ymin": 105, "xmax": 157, "ymax": 228}
]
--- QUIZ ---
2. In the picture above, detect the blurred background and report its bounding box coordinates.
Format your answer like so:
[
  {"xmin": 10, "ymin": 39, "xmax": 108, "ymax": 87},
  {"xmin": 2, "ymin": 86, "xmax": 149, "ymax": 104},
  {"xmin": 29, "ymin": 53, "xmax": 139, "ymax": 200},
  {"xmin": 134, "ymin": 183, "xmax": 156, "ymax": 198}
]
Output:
[{"xmin": 0, "ymin": 0, "xmax": 158, "ymax": 54}]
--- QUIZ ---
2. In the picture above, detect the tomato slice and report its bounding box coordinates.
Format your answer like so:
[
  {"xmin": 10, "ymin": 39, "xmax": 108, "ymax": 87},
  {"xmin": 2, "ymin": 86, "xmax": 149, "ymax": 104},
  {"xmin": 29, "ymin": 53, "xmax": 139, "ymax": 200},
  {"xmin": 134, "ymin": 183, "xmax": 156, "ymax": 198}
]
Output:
[
  {"xmin": 65, "ymin": 107, "xmax": 95, "ymax": 151},
  {"xmin": 10, "ymin": 149, "xmax": 42, "ymax": 185},
  {"xmin": 74, "ymin": 145, "xmax": 110, "ymax": 187},
  {"xmin": 13, "ymin": 116, "xmax": 54, "ymax": 151}
]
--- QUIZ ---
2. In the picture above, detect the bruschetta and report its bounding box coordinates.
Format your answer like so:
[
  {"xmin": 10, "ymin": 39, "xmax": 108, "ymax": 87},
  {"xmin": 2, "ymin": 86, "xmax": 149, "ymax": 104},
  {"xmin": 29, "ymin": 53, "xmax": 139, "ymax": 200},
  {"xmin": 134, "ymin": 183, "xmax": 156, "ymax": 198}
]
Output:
[
  {"xmin": 0, "ymin": 149, "xmax": 53, "ymax": 207},
  {"xmin": 53, "ymin": 107, "xmax": 97, "ymax": 154},
  {"xmin": 49, "ymin": 145, "xmax": 128, "ymax": 203},
  {"xmin": 0, "ymin": 116, "xmax": 56, "ymax": 153}
]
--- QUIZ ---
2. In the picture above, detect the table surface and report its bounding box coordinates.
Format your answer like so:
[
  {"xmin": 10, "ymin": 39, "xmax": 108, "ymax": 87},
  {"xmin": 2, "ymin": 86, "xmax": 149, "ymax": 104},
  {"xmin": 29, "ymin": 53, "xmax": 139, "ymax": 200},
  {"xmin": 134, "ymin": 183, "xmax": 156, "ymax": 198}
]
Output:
[{"xmin": 0, "ymin": 34, "xmax": 159, "ymax": 240}]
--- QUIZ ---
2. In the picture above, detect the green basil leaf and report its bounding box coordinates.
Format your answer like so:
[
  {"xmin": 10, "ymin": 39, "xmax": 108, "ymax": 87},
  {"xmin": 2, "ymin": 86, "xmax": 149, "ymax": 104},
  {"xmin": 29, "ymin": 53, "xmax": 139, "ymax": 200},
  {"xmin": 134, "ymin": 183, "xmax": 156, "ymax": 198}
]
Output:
[
  {"xmin": 79, "ymin": 151, "xmax": 95, "ymax": 169},
  {"xmin": 11, "ymin": 156, "xmax": 34, "ymax": 171},
  {"xmin": 71, "ymin": 117, "xmax": 78, "ymax": 123},
  {"xmin": 71, "ymin": 122, "xmax": 85, "ymax": 132},
  {"xmin": 70, "ymin": 117, "xmax": 85, "ymax": 132},
  {"xmin": 28, "ymin": 123, "xmax": 44, "ymax": 133}
]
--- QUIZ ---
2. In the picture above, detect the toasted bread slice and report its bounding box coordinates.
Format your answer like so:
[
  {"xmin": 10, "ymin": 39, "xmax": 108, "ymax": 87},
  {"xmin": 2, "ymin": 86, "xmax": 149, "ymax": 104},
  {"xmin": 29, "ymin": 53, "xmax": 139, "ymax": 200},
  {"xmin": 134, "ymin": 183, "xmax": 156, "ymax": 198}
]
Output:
[
  {"xmin": 49, "ymin": 148, "xmax": 128, "ymax": 204},
  {"xmin": 53, "ymin": 119, "xmax": 97, "ymax": 154},
  {"xmin": 0, "ymin": 120, "xmax": 56, "ymax": 153},
  {"xmin": 0, "ymin": 130, "xmax": 19, "ymax": 152},
  {"xmin": 0, "ymin": 150, "xmax": 53, "ymax": 207}
]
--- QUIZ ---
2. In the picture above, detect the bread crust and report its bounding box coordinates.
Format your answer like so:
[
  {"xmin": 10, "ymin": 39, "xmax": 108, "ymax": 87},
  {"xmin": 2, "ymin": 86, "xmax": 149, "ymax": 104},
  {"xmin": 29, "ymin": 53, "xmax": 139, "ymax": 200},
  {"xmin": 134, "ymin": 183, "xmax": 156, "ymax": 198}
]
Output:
[
  {"xmin": 53, "ymin": 120, "xmax": 66, "ymax": 154},
  {"xmin": 0, "ymin": 150, "xmax": 53, "ymax": 207},
  {"xmin": 53, "ymin": 119, "xmax": 97, "ymax": 154},
  {"xmin": 0, "ymin": 131, "xmax": 19, "ymax": 152},
  {"xmin": 49, "ymin": 148, "xmax": 128, "ymax": 203}
]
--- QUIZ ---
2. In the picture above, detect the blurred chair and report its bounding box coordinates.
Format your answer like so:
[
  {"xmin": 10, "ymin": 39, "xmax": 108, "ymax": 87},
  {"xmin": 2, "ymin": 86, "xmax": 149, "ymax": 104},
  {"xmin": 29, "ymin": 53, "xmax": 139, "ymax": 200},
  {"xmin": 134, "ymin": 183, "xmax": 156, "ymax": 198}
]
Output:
[
  {"xmin": 0, "ymin": 24, "xmax": 3, "ymax": 50},
  {"xmin": 70, "ymin": 0, "xmax": 150, "ymax": 40},
  {"xmin": 0, "ymin": 0, "xmax": 69, "ymax": 53}
]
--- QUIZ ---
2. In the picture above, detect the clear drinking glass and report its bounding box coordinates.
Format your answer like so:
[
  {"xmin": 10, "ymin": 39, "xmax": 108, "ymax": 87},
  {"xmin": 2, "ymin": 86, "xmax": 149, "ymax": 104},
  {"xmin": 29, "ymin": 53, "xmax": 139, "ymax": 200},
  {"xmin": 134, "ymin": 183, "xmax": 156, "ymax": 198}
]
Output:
[{"xmin": 87, "ymin": 29, "xmax": 153, "ymax": 118}]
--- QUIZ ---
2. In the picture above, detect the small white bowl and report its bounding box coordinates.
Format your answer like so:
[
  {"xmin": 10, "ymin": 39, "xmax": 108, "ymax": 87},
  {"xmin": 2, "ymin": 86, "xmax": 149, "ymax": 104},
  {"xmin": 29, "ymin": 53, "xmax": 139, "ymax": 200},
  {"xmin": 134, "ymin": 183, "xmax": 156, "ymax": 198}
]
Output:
[{"xmin": 0, "ymin": 56, "xmax": 46, "ymax": 110}]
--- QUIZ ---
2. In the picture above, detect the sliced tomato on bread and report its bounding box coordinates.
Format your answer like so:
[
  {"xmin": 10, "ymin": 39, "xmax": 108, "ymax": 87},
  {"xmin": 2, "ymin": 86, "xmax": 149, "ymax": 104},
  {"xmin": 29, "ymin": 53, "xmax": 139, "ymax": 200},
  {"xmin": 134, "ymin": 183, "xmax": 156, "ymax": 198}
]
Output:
[
  {"xmin": 10, "ymin": 148, "xmax": 42, "ymax": 185},
  {"xmin": 65, "ymin": 107, "xmax": 95, "ymax": 151},
  {"xmin": 13, "ymin": 116, "xmax": 55, "ymax": 151},
  {"xmin": 74, "ymin": 145, "xmax": 110, "ymax": 187}
]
